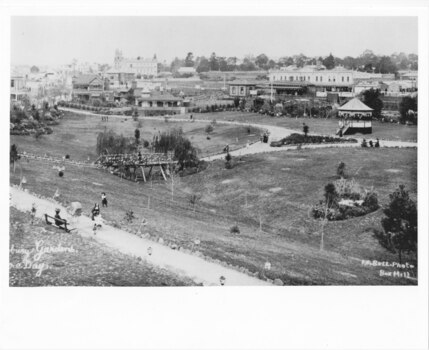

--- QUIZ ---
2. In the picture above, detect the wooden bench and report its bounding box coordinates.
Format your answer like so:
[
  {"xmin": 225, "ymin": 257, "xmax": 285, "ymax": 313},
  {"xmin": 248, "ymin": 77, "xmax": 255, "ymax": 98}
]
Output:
[{"xmin": 44, "ymin": 214, "xmax": 75, "ymax": 233}]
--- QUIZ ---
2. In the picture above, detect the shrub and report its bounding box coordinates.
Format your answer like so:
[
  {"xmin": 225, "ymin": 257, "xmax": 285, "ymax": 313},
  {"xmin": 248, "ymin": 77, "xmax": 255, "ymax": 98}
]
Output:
[
  {"xmin": 279, "ymin": 133, "xmax": 357, "ymax": 146},
  {"xmin": 374, "ymin": 185, "xmax": 417, "ymax": 263},
  {"xmin": 337, "ymin": 161, "xmax": 346, "ymax": 178},
  {"xmin": 153, "ymin": 128, "xmax": 198, "ymax": 170},
  {"xmin": 96, "ymin": 129, "xmax": 136, "ymax": 155},
  {"xmin": 230, "ymin": 225, "xmax": 240, "ymax": 234},
  {"xmin": 143, "ymin": 140, "xmax": 149, "ymax": 148},
  {"xmin": 34, "ymin": 129, "xmax": 44, "ymax": 140},
  {"xmin": 124, "ymin": 210, "xmax": 135, "ymax": 223},
  {"xmin": 205, "ymin": 124, "xmax": 214, "ymax": 134},
  {"xmin": 324, "ymin": 183, "xmax": 339, "ymax": 207},
  {"xmin": 334, "ymin": 178, "xmax": 361, "ymax": 199},
  {"xmin": 363, "ymin": 190, "xmax": 379, "ymax": 211}
]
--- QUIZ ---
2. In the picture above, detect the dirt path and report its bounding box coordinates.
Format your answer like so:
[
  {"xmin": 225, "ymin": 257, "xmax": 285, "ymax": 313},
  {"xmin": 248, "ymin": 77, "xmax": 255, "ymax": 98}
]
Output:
[{"xmin": 10, "ymin": 186, "xmax": 270, "ymax": 286}]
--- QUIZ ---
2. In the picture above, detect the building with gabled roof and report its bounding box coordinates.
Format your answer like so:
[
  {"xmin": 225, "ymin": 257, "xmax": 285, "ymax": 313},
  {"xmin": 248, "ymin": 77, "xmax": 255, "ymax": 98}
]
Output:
[{"xmin": 72, "ymin": 74, "xmax": 112, "ymax": 103}]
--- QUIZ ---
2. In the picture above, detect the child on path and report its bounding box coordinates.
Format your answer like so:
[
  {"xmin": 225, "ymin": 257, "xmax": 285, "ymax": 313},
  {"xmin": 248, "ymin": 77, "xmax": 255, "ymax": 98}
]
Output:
[{"xmin": 101, "ymin": 192, "xmax": 108, "ymax": 207}]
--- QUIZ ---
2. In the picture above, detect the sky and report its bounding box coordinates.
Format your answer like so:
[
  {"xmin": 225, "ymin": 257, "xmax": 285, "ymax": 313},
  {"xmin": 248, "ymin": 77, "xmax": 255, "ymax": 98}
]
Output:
[{"xmin": 11, "ymin": 16, "xmax": 418, "ymax": 66}]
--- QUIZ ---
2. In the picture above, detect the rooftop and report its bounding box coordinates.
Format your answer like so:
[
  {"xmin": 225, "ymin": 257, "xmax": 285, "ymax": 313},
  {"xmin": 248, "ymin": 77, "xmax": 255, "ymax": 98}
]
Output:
[
  {"xmin": 338, "ymin": 98, "xmax": 373, "ymax": 112},
  {"xmin": 73, "ymin": 74, "xmax": 103, "ymax": 85}
]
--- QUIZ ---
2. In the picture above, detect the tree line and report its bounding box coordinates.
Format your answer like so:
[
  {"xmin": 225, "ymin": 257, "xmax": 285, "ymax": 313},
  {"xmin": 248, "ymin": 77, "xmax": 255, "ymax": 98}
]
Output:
[{"xmin": 159, "ymin": 50, "xmax": 417, "ymax": 74}]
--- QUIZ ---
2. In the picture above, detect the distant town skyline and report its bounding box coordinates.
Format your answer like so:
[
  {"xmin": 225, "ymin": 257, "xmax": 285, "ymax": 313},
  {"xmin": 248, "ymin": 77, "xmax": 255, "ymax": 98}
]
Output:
[{"xmin": 11, "ymin": 16, "xmax": 418, "ymax": 66}]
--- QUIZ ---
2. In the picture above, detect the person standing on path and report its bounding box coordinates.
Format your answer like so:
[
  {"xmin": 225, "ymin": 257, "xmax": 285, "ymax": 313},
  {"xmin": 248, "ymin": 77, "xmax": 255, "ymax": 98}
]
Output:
[{"xmin": 101, "ymin": 192, "xmax": 108, "ymax": 207}]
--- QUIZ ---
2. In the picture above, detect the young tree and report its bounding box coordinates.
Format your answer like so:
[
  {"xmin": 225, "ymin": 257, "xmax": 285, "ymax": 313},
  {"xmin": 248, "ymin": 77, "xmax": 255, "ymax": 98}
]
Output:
[
  {"xmin": 303, "ymin": 123, "xmax": 309, "ymax": 137},
  {"xmin": 134, "ymin": 128, "xmax": 140, "ymax": 144},
  {"xmin": 374, "ymin": 185, "xmax": 417, "ymax": 263},
  {"xmin": 225, "ymin": 152, "xmax": 232, "ymax": 169},
  {"xmin": 337, "ymin": 161, "xmax": 346, "ymax": 178},
  {"xmin": 10, "ymin": 144, "xmax": 20, "ymax": 173},
  {"xmin": 324, "ymin": 183, "xmax": 338, "ymax": 208},
  {"xmin": 205, "ymin": 124, "xmax": 214, "ymax": 134}
]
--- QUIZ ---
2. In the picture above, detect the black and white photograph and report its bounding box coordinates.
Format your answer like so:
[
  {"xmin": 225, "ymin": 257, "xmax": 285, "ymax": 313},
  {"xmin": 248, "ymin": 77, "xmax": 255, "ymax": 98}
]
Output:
[
  {"xmin": 1, "ymin": 1, "xmax": 428, "ymax": 349},
  {"xmin": 8, "ymin": 15, "xmax": 420, "ymax": 287}
]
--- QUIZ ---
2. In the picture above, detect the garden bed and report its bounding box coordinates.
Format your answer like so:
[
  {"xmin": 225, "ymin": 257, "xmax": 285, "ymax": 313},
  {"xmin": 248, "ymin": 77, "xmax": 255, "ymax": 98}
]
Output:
[
  {"xmin": 271, "ymin": 133, "xmax": 357, "ymax": 147},
  {"xmin": 312, "ymin": 178, "xmax": 380, "ymax": 221}
]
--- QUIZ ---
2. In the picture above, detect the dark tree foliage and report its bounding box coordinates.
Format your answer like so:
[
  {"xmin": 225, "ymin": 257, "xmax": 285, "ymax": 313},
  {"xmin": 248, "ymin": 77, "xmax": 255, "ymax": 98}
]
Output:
[
  {"xmin": 399, "ymin": 96, "xmax": 418, "ymax": 125},
  {"xmin": 96, "ymin": 129, "xmax": 136, "ymax": 155},
  {"xmin": 362, "ymin": 89, "xmax": 383, "ymax": 119},
  {"xmin": 303, "ymin": 124, "xmax": 309, "ymax": 137},
  {"xmin": 153, "ymin": 128, "xmax": 198, "ymax": 170},
  {"xmin": 374, "ymin": 185, "xmax": 417, "ymax": 263},
  {"xmin": 10, "ymin": 144, "xmax": 20, "ymax": 164},
  {"xmin": 324, "ymin": 183, "xmax": 339, "ymax": 208},
  {"xmin": 322, "ymin": 53, "xmax": 335, "ymax": 70},
  {"xmin": 337, "ymin": 161, "xmax": 346, "ymax": 178}
]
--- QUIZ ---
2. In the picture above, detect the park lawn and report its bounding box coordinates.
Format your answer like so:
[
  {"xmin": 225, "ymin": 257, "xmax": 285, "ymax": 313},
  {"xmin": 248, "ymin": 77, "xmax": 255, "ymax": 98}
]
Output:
[
  {"xmin": 10, "ymin": 111, "xmax": 261, "ymax": 162},
  {"xmin": 10, "ymin": 143, "xmax": 417, "ymax": 285},
  {"xmin": 180, "ymin": 111, "xmax": 418, "ymax": 142},
  {"xmin": 9, "ymin": 208, "xmax": 196, "ymax": 286}
]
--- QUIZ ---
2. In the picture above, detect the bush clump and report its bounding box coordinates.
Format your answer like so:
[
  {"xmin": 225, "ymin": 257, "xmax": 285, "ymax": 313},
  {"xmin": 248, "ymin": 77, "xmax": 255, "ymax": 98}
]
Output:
[
  {"xmin": 312, "ymin": 178, "xmax": 379, "ymax": 221},
  {"xmin": 271, "ymin": 133, "xmax": 357, "ymax": 147},
  {"xmin": 230, "ymin": 225, "xmax": 240, "ymax": 234}
]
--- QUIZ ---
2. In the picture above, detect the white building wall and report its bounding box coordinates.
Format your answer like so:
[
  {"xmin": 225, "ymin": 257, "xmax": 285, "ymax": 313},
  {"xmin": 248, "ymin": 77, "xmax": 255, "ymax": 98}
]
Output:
[{"xmin": 269, "ymin": 68, "xmax": 383, "ymax": 86}]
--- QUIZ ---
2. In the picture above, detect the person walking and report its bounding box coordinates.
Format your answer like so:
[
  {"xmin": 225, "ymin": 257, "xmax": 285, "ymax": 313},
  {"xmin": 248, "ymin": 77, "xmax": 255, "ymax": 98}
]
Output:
[
  {"xmin": 91, "ymin": 203, "xmax": 100, "ymax": 221},
  {"xmin": 101, "ymin": 192, "xmax": 108, "ymax": 207}
]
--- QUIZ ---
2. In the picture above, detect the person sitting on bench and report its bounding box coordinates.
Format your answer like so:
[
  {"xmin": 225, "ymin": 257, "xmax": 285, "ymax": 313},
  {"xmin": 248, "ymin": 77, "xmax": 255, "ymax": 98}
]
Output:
[
  {"xmin": 54, "ymin": 208, "xmax": 67, "ymax": 228},
  {"xmin": 91, "ymin": 203, "xmax": 100, "ymax": 221}
]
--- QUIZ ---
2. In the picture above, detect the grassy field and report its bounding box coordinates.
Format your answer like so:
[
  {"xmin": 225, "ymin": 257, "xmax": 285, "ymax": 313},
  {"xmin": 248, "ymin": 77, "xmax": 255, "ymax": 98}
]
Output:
[
  {"xmin": 10, "ymin": 140, "xmax": 417, "ymax": 285},
  {"xmin": 9, "ymin": 208, "xmax": 195, "ymax": 286},
  {"xmin": 184, "ymin": 111, "xmax": 418, "ymax": 142},
  {"xmin": 10, "ymin": 112, "xmax": 261, "ymax": 161}
]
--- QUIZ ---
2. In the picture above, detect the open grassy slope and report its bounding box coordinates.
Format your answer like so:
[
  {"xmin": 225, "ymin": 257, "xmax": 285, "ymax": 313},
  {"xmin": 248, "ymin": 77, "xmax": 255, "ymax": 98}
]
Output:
[
  {"xmin": 9, "ymin": 208, "xmax": 195, "ymax": 286},
  {"xmin": 182, "ymin": 111, "xmax": 417, "ymax": 142},
  {"xmin": 10, "ymin": 112, "xmax": 261, "ymax": 162},
  {"xmin": 10, "ymin": 143, "xmax": 417, "ymax": 285}
]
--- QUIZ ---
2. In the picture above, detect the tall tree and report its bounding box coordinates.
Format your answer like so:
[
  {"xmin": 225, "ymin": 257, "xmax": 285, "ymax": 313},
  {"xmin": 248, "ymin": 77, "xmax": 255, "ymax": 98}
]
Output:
[
  {"xmin": 255, "ymin": 54, "xmax": 269, "ymax": 69},
  {"xmin": 376, "ymin": 56, "xmax": 397, "ymax": 74},
  {"xmin": 322, "ymin": 53, "xmax": 335, "ymax": 70},
  {"xmin": 399, "ymin": 96, "xmax": 418, "ymax": 124},
  {"xmin": 218, "ymin": 57, "xmax": 228, "ymax": 71},
  {"xmin": 209, "ymin": 52, "xmax": 219, "ymax": 71},
  {"xmin": 30, "ymin": 65, "xmax": 40, "ymax": 74},
  {"xmin": 362, "ymin": 88, "xmax": 383, "ymax": 119},
  {"xmin": 185, "ymin": 52, "xmax": 195, "ymax": 67},
  {"xmin": 226, "ymin": 57, "xmax": 237, "ymax": 71},
  {"xmin": 196, "ymin": 57, "xmax": 210, "ymax": 73},
  {"xmin": 374, "ymin": 185, "xmax": 417, "ymax": 263}
]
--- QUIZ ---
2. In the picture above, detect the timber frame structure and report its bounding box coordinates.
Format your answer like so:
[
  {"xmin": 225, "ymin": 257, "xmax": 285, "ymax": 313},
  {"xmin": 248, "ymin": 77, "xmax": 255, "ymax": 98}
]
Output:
[{"xmin": 95, "ymin": 152, "xmax": 176, "ymax": 182}]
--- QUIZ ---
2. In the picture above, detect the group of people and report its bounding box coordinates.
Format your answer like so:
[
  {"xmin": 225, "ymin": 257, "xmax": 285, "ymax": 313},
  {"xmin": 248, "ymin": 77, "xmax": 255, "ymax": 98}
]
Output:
[
  {"xmin": 101, "ymin": 116, "xmax": 109, "ymax": 122},
  {"xmin": 361, "ymin": 138, "xmax": 380, "ymax": 148},
  {"xmin": 53, "ymin": 192, "xmax": 108, "ymax": 234}
]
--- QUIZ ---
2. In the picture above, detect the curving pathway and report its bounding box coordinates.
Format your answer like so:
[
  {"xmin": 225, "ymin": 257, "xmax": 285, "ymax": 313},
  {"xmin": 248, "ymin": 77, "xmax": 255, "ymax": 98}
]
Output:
[
  {"xmin": 10, "ymin": 186, "xmax": 269, "ymax": 286},
  {"xmin": 60, "ymin": 107, "xmax": 417, "ymax": 163}
]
